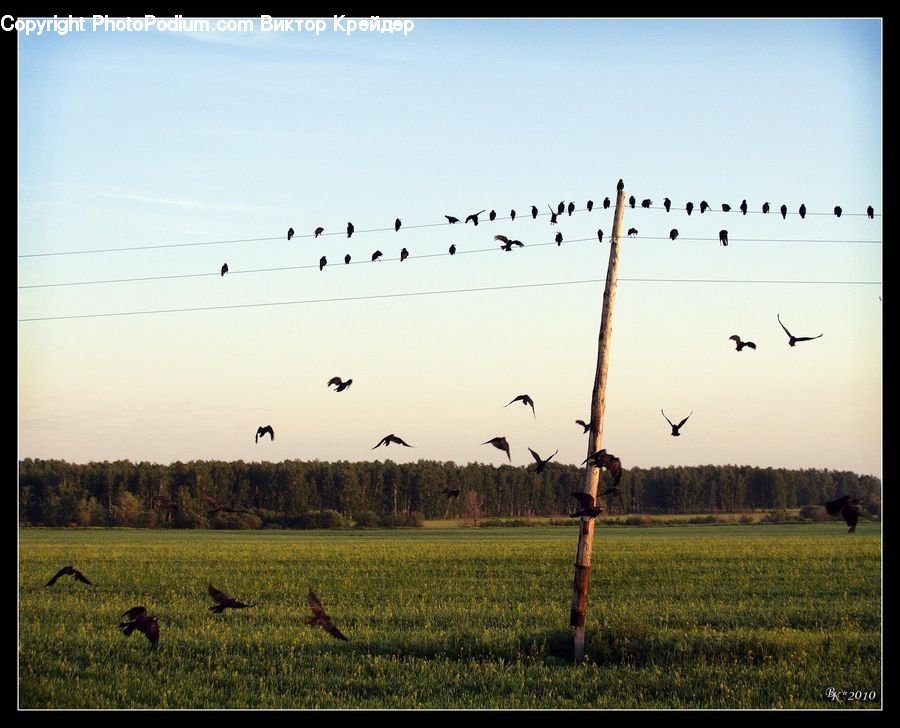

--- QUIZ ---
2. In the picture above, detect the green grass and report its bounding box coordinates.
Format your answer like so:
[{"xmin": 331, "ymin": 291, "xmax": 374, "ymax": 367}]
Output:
[{"xmin": 18, "ymin": 525, "xmax": 881, "ymax": 709}]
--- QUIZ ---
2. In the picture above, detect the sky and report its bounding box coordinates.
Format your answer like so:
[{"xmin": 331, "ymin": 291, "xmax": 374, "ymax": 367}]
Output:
[{"xmin": 16, "ymin": 17, "xmax": 883, "ymax": 478}]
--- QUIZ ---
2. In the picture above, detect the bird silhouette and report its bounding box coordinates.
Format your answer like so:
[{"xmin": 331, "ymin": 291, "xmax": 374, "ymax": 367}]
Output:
[
  {"xmin": 700, "ymin": 201, "xmax": 710, "ymax": 214},
  {"xmin": 495, "ymin": 235, "xmax": 524, "ymax": 251},
  {"xmin": 664, "ymin": 198, "xmax": 672, "ymax": 212},
  {"xmin": 220, "ymin": 263, "xmax": 228, "ymax": 276},
  {"xmin": 616, "ymin": 179, "xmax": 624, "ymax": 193},
  {"xmin": 531, "ymin": 206, "xmax": 538, "ymax": 219},
  {"xmin": 372, "ymin": 250, "xmax": 383, "ymax": 262},
  {"xmin": 482, "ymin": 436, "xmax": 511, "ymax": 462},
  {"xmin": 528, "ymin": 447, "xmax": 558, "ymax": 474},
  {"xmin": 719, "ymin": 230, "xmax": 729, "ymax": 246},
  {"xmin": 372, "ymin": 434, "xmax": 413, "ymax": 449},
  {"xmin": 669, "ymin": 229, "xmax": 679, "ymax": 241},
  {"xmin": 208, "ymin": 583, "xmax": 255, "ymax": 613},
  {"xmin": 319, "ymin": 256, "xmax": 327, "ymax": 271},
  {"xmin": 315, "ymin": 227, "xmax": 324, "ymax": 238},
  {"xmin": 119, "ymin": 607, "xmax": 159, "ymax": 650},
  {"xmin": 740, "ymin": 200, "xmax": 748, "ymax": 215},
  {"xmin": 641, "ymin": 199, "xmax": 652, "ymax": 208},
  {"xmin": 799, "ymin": 204, "xmax": 806, "ymax": 219},
  {"xmin": 570, "ymin": 491, "xmax": 604, "ymax": 519},
  {"xmin": 867, "ymin": 206, "xmax": 874, "ymax": 219},
  {"xmin": 721, "ymin": 203, "xmax": 731, "ymax": 212},
  {"xmin": 400, "ymin": 248, "xmax": 409, "ymax": 262},
  {"xmin": 327, "ymin": 377, "xmax": 352, "ymax": 392},
  {"xmin": 780, "ymin": 205, "xmax": 787, "ymax": 220},
  {"xmin": 597, "ymin": 229, "xmax": 604, "ymax": 243},
  {"xmin": 825, "ymin": 495, "xmax": 862, "ymax": 533},
  {"xmin": 489, "ymin": 210, "xmax": 497, "ymax": 222},
  {"xmin": 581, "ymin": 449, "xmax": 622, "ymax": 483},
  {"xmin": 347, "ymin": 222, "xmax": 354, "ymax": 238},
  {"xmin": 762, "ymin": 202, "xmax": 770, "ymax": 214},
  {"xmin": 777, "ymin": 314, "xmax": 823, "ymax": 347},
  {"xmin": 834, "ymin": 206, "xmax": 842, "ymax": 218},
  {"xmin": 288, "ymin": 228, "xmax": 294, "ymax": 241},
  {"xmin": 728, "ymin": 335, "xmax": 756, "ymax": 351},
  {"xmin": 443, "ymin": 488, "xmax": 460, "ymax": 499},
  {"xmin": 395, "ymin": 218, "xmax": 401, "ymax": 232},
  {"xmin": 557, "ymin": 201, "xmax": 565, "ymax": 216},
  {"xmin": 45, "ymin": 566, "xmax": 93, "ymax": 587},
  {"xmin": 306, "ymin": 591, "xmax": 349, "ymax": 641},
  {"xmin": 199, "ymin": 487, "xmax": 249, "ymax": 516},
  {"xmin": 344, "ymin": 254, "xmax": 351, "ymax": 264},
  {"xmin": 587, "ymin": 200, "xmax": 594, "ymax": 212},
  {"xmin": 446, "ymin": 215, "xmax": 460, "ymax": 224},
  {"xmin": 575, "ymin": 419, "xmax": 593, "ymax": 434},
  {"xmin": 255, "ymin": 425, "xmax": 275, "ymax": 443},
  {"xmin": 506, "ymin": 394, "xmax": 536, "ymax": 418},
  {"xmin": 449, "ymin": 244, "xmax": 456, "ymax": 255},
  {"xmin": 603, "ymin": 197, "xmax": 610, "ymax": 209},
  {"xmin": 686, "ymin": 202, "xmax": 694, "ymax": 216},
  {"xmin": 548, "ymin": 206, "xmax": 558, "ymax": 225},
  {"xmin": 627, "ymin": 228, "xmax": 638, "ymax": 237},
  {"xmin": 567, "ymin": 202, "xmax": 575, "ymax": 216},
  {"xmin": 465, "ymin": 210, "xmax": 486, "ymax": 226},
  {"xmin": 661, "ymin": 409, "xmax": 692, "ymax": 436},
  {"xmin": 555, "ymin": 232, "xmax": 563, "ymax": 245},
  {"xmin": 628, "ymin": 195, "xmax": 636, "ymax": 209},
  {"xmin": 510, "ymin": 209, "xmax": 516, "ymax": 221}
]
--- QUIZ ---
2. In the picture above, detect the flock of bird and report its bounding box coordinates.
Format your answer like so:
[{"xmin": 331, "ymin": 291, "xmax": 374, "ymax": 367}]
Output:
[{"xmin": 43, "ymin": 567, "xmax": 348, "ymax": 651}]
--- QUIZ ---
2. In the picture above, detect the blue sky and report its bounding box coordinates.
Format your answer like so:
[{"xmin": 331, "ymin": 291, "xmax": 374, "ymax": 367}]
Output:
[{"xmin": 17, "ymin": 18, "xmax": 882, "ymax": 478}]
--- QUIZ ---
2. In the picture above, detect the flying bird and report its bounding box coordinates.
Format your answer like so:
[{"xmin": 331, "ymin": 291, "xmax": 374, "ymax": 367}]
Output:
[
  {"xmin": 372, "ymin": 434, "xmax": 413, "ymax": 449},
  {"xmin": 570, "ymin": 491, "xmax": 604, "ymax": 519},
  {"xmin": 867, "ymin": 205, "xmax": 874, "ymax": 219},
  {"xmin": 661, "ymin": 409, "xmax": 692, "ymax": 436},
  {"xmin": 719, "ymin": 229, "xmax": 729, "ymax": 246},
  {"xmin": 555, "ymin": 232, "xmax": 563, "ymax": 245},
  {"xmin": 825, "ymin": 495, "xmax": 863, "ymax": 534},
  {"xmin": 557, "ymin": 201, "xmax": 565, "ymax": 216},
  {"xmin": 443, "ymin": 488, "xmax": 460, "ymax": 499},
  {"xmin": 777, "ymin": 314, "xmax": 823, "ymax": 347},
  {"xmin": 207, "ymin": 583, "xmax": 255, "ymax": 613},
  {"xmin": 495, "ymin": 235, "xmax": 524, "ymax": 251},
  {"xmin": 728, "ymin": 335, "xmax": 756, "ymax": 351},
  {"xmin": 628, "ymin": 195, "xmax": 636, "ymax": 209},
  {"xmin": 627, "ymin": 228, "xmax": 638, "ymax": 237},
  {"xmin": 344, "ymin": 254, "xmax": 351, "ymax": 264},
  {"xmin": 587, "ymin": 200, "xmax": 594, "ymax": 212},
  {"xmin": 395, "ymin": 218, "xmax": 401, "ymax": 232},
  {"xmin": 641, "ymin": 199, "xmax": 652, "ymax": 208},
  {"xmin": 834, "ymin": 206, "xmax": 842, "ymax": 218},
  {"xmin": 548, "ymin": 206, "xmax": 558, "ymax": 224},
  {"xmin": 531, "ymin": 206, "xmax": 538, "ymax": 219},
  {"xmin": 740, "ymin": 200, "xmax": 748, "ymax": 215},
  {"xmin": 528, "ymin": 448, "xmax": 558, "ymax": 474},
  {"xmin": 482, "ymin": 436, "xmax": 511, "ymax": 462},
  {"xmin": 371, "ymin": 250, "xmax": 383, "ymax": 262},
  {"xmin": 119, "ymin": 606, "xmax": 159, "ymax": 650},
  {"xmin": 255, "ymin": 425, "xmax": 275, "ymax": 443},
  {"xmin": 762, "ymin": 202, "xmax": 770, "ymax": 214},
  {"xmin": 220, "ymin": 263, "xmax": 228, "ymax": 276},
  {"xmin": 575, "ymin": 419, "xmax": 592, "ymax": 434},
  {"xmin": 799, "ymin": 204, "xmax": 806, "ymax": 219},
  {"xmin": 315, "ymin": 227, "xmax": 324, "ymax": 238},
  {"xmin": 721, "ymin": 203, "xmax": 731, "ymax": 212},
  {"xmin": 446, "ymin": 215, "xmax": 460, "ymax": 224},
  {"xmin": 465, "ymin": 210, "xmax": 486, "ymax": 226},
  {"xmin": 306, "ymin": 591, "xmax": 349, "ymax": 641},
  {"xmin": 400, "ymin": 248, "xmax": 409, "ymax": 262},
  {"xmin": 327, "ymin": 377, "xmax": 353, "ymax": 392},
  {"xmin": 510, "ymin": 209, "xmax": 516, "ymax": 221},
  {"xmin": 199, "ymin": 488, "xmax": 248, "ymax": 516},
  {"xmin": 319, "ymin": 256, "xmax": 327, "ymax": 271},
  {"xmin": 700, "ymin": 201, "xmax": 710, "ymax": 214},
  {"xmin": 489, "ymin": 210, "xmax": 497, "ymax": 222},
  {"xmin": 506, "ymin": 394, "xmax": 536, "ymax": 418},
  {"xmin": 581, "ymin": 449, "xmax": 622, "ymax": 484},
  {"xmin": 45, "ymin": 566, "xmax": 93, "ymax": 587},
  {"xmin": 151, "ymin": 495, "xmax": 179, "ymax": 522},
  {"xmin": 617, "ymin": 179, "xmax": 624, "ymax": 192},
  {"xmin": 669, "ymin": 229, "xmax": 679, "ymax": 241},
  {"xmin": 603, "ymin": 197, "xmax": 611, "ymax": 209},
  {"xmin": 567, "ymin": 202, "xmax": 575, "ymax": 216},
  {"xmin": 597, "ymin": 229, "xmax": 604, "ymax": 243},
  {"xmin": 449, "ymin": 244, "xmax": 456, "ymax": 255},
  {"xmin": 288, "ymin": 228, "xmax": 294, "ymax": 241},
  {"xmin": 780, "ymin": 204, "xmax": 787, "ymax": 220},
  {"xmin": 347, "ymin": 222, "xmax": 354, "ymax": 238},
  {"xmin": 686, "ymin": 202, "xmax": 694, "ymax": 216},
  {"xmin": 664, "ymin": 198, "xmax": 672, "ymax": 212}
]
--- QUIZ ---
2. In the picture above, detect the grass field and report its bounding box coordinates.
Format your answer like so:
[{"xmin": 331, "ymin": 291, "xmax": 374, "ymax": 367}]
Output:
[{"xmin": 18, "ymin": 524, "xmax": 881, "ymax": 709}]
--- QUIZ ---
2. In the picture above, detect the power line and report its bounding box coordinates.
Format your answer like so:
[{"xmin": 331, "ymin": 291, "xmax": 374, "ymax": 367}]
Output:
[{"xmin": 18, "ymin": 276, "xmax": 881, "ymax": 323}]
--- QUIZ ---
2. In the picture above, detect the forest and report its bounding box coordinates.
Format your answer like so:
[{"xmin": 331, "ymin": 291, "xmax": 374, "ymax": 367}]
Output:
[{"xmin": 17, "ymin": 458, "xmax": 881, "ymax": 529}]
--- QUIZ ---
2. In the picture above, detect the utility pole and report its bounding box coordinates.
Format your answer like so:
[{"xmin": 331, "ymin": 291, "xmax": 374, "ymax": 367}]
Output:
[{"xmin": 570, "ymin": 186, "xmax": 626, "ymax": 662}]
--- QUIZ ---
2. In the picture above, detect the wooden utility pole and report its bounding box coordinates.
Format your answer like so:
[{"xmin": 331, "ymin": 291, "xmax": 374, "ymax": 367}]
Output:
[{"xmin": 570, "ymin": 187, "xmax": 626, "ymax": 662}]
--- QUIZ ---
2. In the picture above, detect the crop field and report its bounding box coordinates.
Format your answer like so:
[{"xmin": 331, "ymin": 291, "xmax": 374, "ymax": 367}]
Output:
[{"xmin": 19, "ymin": 525, "xmax": 881, "ymax": 709}]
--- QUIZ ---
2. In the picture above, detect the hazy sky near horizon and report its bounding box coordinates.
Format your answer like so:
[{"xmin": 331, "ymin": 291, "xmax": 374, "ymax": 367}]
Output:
[{"xmin": 17, "ymin": 18, "xmax": 882, "ymax": 478}]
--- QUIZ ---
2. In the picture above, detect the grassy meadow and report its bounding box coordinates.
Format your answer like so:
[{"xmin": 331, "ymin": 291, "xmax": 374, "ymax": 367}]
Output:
[{"xmin": 18, "ymin": 524, "xmax": 881, "ymax": 709}]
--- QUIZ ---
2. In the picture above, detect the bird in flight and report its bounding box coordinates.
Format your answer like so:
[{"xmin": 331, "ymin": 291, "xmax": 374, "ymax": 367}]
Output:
[
  {"xmin": 627, "ymin": 228, "xmax": 638, "ymax": 237},
  {"xmin": 151, "ymin": 495, "xmax": 179, "ymax": 522},
  {"xmin": 327, "ymin": 377, "xmax": 352, "ymax": 392},
  {"xmin": 661, "ymin": 410, "xmax": 692, "ymax": 436},
  {"xmin": 288, "ymin": 228, "xmax": 294, "ymax": 241},
  {"xmin": 255, "ymin": 425, "xmax": 275, "ymax": 443},
  {"xmin": 728, "ymin": 335, "xmax": 756, "ymax": 351},
  {"xmin": 466, "ymin": 210, "xmax": 486, "ymax": 226},
  {"xmin": 628, "ymin": 195, "xmax": 636, "ymax": 209},
  {"xmin": 567, "ymin": 202, "xmax": 576, "ymax": 216},
  {"xmin": 548, "ymin": 206, "xmax": 559, "ymax": 224},
  {"xmin": 777, "ymin": 314, "xmax": 823, "ymax": 347},
  {"xmin": 347, "ymin": 222, "xmax": 355, "ymax": 238},
  {"xmin": 400, "ymin": 248, "xmax": 409, "ymax": 262},
  {"xmin": 669, "ymin": 229, "xmax": 679, "ymax": 241},
  {"xmin": 208, "ymin": 583, "xmax": 255, "ymax": 613},
  {"xmin": 780, "ymin": 205, "xmax": 788, "ymax": 220},
  {"xmin": 834, "ymin": 206, "xmax": 842, "ymax": 218},
  {"xmin": 482, "ymin": 436, "xmax": 511, "ymax": 462},
  {"xmin": 371, "ymin": 250, "xmax": 383, "ymax": 262},
  {"xmin": 597, "ymin": 229, "xmax": 604, "ymax": 243},
  {"xmin": 446, "ymin": 215, "xmax": 460, "ymax": 224},
  {"xmin": 570, "ymin": 491, "xmax": 604, "ymax": 519},
  {"xmin": 700, "ymin": 201, "xmax": 710, "ymax": 214},
  {"xmin": 528, "ymin": 447, "xmax": 557, "ymax": 474},
  {"xmin": 319, "ymin": 256, "xmax": 327, "ymax": 271},
  {"xmin": 45, "ymin": 566, "xmax": 93, "ymax": 587},
  {"xmin": 719, "ymin": 230, "xmax": 729, "ymax": 246},
  {"xmin": 220, "ymin": 263, "xmax": 228, "ymax": 276},
  {"xmin": 119, "ymin": 606, "xmax": 159, "ymax": 650},
  {"xmin": 505, "ymin": 394, "xmax": 536, "ymax": 418},
  {"xmin": 762, "ymin": 202, "xmax": 770, "ymax": 214},
  {"xmin": 531, "ymin": 206, "xmax": 538, "ymax": 219},
  {"xmin": 664, "ymin": 198, "xmax": 672, "ymax": 212},
  {"xmin": 799, "ymin": 204, "xmax": 807, "ymax": 219},
  {"xmin": 641, "ymin": 199, "xmax": 652, "ymax": 208},
  {"xmin": 344, "ymin": 254, "xmax": 351, "ymax": 264},
  {"xmin": 686, "ymin": 202, "xmax": 694, "ymax": 216},
  {"xmin": 489, "ymin": 210, "xmax": 497, "ymax": 222},
  {"xmin": 315, "ymin": 227, "xmax": 324, "ymax": 238},
  {"xmin": 582, "ymin": 449, "xmax": 622, "ymax": 484},
  {"xmin": 867, "ymin": 205, "xmax": 874, "ymax": 219},
  {"xmin": 587, "ymin": 200, "xmax": 594, "ymax": 212},
  {"xmin": 199, "ymin": 487, "xmax": 248, "ymax": 516},
  {"xmin": 555, "ymin": 232, "xmax": 563, "ymax": 246},
  {"xmin": 372, "ymin": 434, "xmax": 413, "ymax": 449},
  {"xmin": 394, "ymin": 218, "xmax": 401, "ymax": 232},
  {"xmin": 443, "ymin": 488, "xmax": 460, "ymax": 499},
  {"xmin": 510, "ymin": 209, "xmax": 516, "ymax": 221},
  {"xmin": 721, "ymin": 203, "xmax": 731, "ymax": 212},
  {"xmin": 617, "ymin": 179, "xmax": 624, "ymax": 192},
  {"xmin": 449, "ymin": 244, "xmax": 456, "ymax": 255},
  {"xmin": 825, "ymin": 495, "xmax": 863, "ymax": 534},
  {"xmin": 306, "ymin": 591, "xmax": 349, "ymax": 641},
  {"xmin": 740, "ymin": 200, "xmax": 748, "ymax": 215},
  {"xmin": 603, "ymin": 197, "xmax": 610, "ymax": 209},
  {"xmin": 575, "ymin": 419, "xmax": 593, "ymax": 434},
  {"xmin": 495, "ymin": 235, "xmax": 524, "ymax": 251}
]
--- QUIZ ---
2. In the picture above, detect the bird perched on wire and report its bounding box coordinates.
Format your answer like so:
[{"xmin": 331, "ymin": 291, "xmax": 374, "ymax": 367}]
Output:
[
  {"xmin": 555, "ymin": 232, "xmax": 563, "ymax": 246},
  {"xmin": 597, "ymin": 229, "xmax": 604, "ymax": 243},
  {"xmin": 45, "ymin": 566, "xmax": 93, "ymax": 587},
  {"xmin": 466, "ymin": 210, "xmax": 486, "ymax": 226},
  {"xmin": 119, "ymin": 606, "xmax": 159, "ymax": 650},
  {"xmin": 288, "ymin": 228, "xmax": 294, "ymax": 241},
  {"xmin": 728, "ymin": 335, "xmax": 756, "ymax": 351},
  {"xmin": 319, "ymin": 256, "xmax": 327, "ymax": 271},
  {"xmin": 867, "ymin": 205, "xmax": 874, "ymax": 219},
  {"xmin": 371, "ymin": 250, "xmax": 383, "ymax": 262},
  {"xmin": 489, "ymin": 210, "xmax": 497, "ymax": 222},
  {"xmin": 740, "ymin": 200, "xmax": 748, "ymax": 215},
  {"xmin": 557, "ymin": 201, "xmax": 565, "ymax": 216},
  {"xmin": 207, "ymin": 583, "xmax": 255, "ymax": 613},
  {"xmin": 400, "ymin": 248, "xmax": 409, "ymax": 262},
  {"xmin": 628, "ymin": 195, "xmax": 636, "ymax": 209},
  {"xmin": 762, "ymin": 202, "xmax": 770, "ymax": 214},
  {"xmin": 641, "ymin": 199, "xmax": 652, "ymax": 208},
  {"xmin": 315, "ymin": 227, "xmax": 324, "ymax": 238},
  {"xmin": 505, "ymin": 394, "xmax": 536, "ymax": 418},
  {"xmin": 669, "ymin": 229, "xmax": 679, "ymax": 241},
  {"xmin": 664, "ymin": 198, "xmax": 672, "ymax": 212},
  {"xmin": 627, "ymin": 228, "xmax": 638, "ymax": 237},
  {"xmin": 834, "ymin": 206, "xmax": 842, "ymax": 218},
  {"xmin": 220, "ymin": 263, "xmax": 228, "ymax": 276},
  {"xmin": 603, "ymin": 197, "xmax": 611, "ymax": 209},
  {"xmin": 344, "ymin": 254, "xmax": 351, "ymax": 264},
  {"xmin": 686, "ymin": 202, "xmax": 694, "ymax": 216},
  {"xmin": 662, "ymin": 410, "xmax": 692, "ymax": 436},
  {"xmin": 575, "ymin": 419, "xmax": 593, "ymax": 434},
  {"xmin": 587, "ymin": 200, "xmax": 594, "ymax": 212},
  {"xmin": 255, "ymin": 425, "xmax": 275, "ymax": 443},
  {"xmin": 347, "ymin": 222, "xmax": 354, "ymax": 238},
  {"xmin": 449, "ymin": 244, "xmax": 456, "ymax": 255},
  {"xmin": 528, "ymin": 448, "xmax": 557, "ymax": 474},
  {"xmin": 777, "ymin": 314, "xmax": 823, "ymax": 347},
  {"xmin": 721, "ymin": 203, "xmax": 731, "ymax": 212},
  {"xmin": 445, "ymin": 215, "xmax": 460, "ymax": 224},
  {"xmin": 482, "ymin": 436, "xmax": 511, "ymax": 462},
  {"xmin": 531, "ymin": 206, "xmax": 538, "ymax": 219},
  {"xmin": 306, "ymin": 591, "xmax": 349, "ymax": 641},
  {"xmin": 510, "ymin": 209, "xmax": 516, "ymax": 221},
  {"xmin": 799, "ymin": 204, "xmax": 806, "ymax": 219},
  {"xmin": 567, "ymin": 202, "xmax": 575, "ymax": 216},
  {"xmin": 780, "ymin": 204, "xmax": 787, "ymax": 220},
  {"xmin": 548, "ymin": 206, "xmax": 558, "ymax": 224},
  {"xmin": 570, "ymin": 491, "xmax": 604, "ymax": 519},
  {"xmin": 395, "ymin": 218, "xmax": 401, "ymax": 232},
  {"xmin": 327, "ymin": 377, "xmax": 353, "ymax": 392},
  {"xmin": 700, "ymin": 200, "xmax": 710, "ymax": 214},
  {"xmin": 825, "ymin": 495, "xmax": 863, "ymax": 533},
  {"xmin": 719, "ymin": 230, "xmax": 729, "ymax": 246},
  {"xmin": 617, "ymin": 179, "xmax": 624, "ymax": 192},
  {"xmin": 372, "ymin": 434, "xmax": 413, "ymax": 449},
  {"xmin": 495, "ymin": 235, "xmax": 524, "ymax": 251}
]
